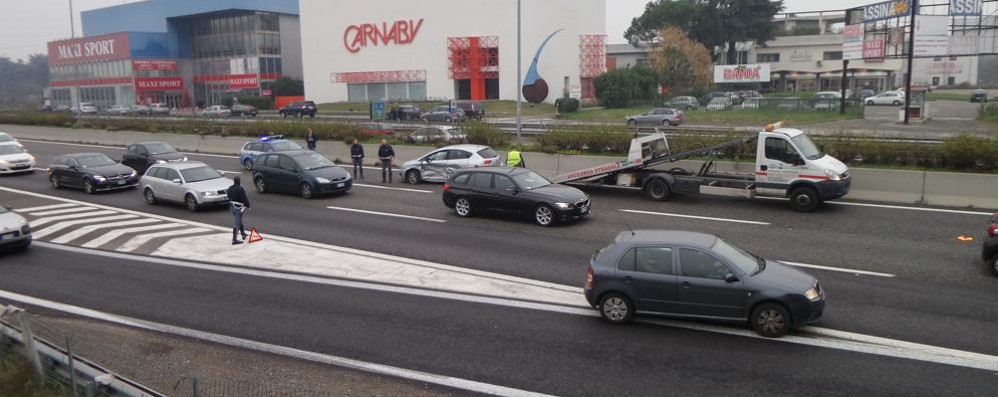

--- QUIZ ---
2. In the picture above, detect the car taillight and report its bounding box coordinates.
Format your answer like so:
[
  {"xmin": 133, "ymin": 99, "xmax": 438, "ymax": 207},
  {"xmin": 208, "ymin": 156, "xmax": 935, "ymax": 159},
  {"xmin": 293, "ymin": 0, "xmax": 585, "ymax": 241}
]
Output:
[
  {"xmin": 989, "ymin": 224, "xmax": 998, "ymax": 237},
  {"xmin": 482, "ymin": 159, "xmax": 493, "ymax": 166},
  {"xmin": 585, "ymin": 265, "xmax": 594, "ymax": 289},
  {"xmin": 443, "ymin": 183, "xmax": 451, "ymax": 192}
]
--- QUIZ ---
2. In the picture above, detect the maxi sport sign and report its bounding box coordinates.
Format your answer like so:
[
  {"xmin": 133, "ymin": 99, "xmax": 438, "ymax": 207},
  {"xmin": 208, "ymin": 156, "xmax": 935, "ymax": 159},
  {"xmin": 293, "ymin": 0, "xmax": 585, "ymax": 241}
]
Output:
[
  {"xmin": 713, "ymin": 64, "xmax": 771, "ymax": 84},
  {"xmin": 344, "ymin": 19, "xmax": 424, "ymax": 54},
  {"xmin": 47, "ymin": 32, "xmax": 130, "ymax": 65}
]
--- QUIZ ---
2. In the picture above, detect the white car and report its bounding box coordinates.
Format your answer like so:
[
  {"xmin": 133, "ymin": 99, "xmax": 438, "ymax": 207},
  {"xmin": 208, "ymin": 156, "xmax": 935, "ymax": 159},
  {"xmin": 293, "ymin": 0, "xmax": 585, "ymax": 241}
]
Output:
[
  {"xmin": 0, "ymin": 132, "xmax": 23, "ymax": 148},
  {"xmin": 706, "ymin": 97, "xmax": 734, "ymax": 111},
  {"xmin": 0, "ymin": 142, "xmax": 35, "ymax": 174},
  {"xmin": 141, "ymin": 161, "xmax": 232, "ymax": 212},
  {"xmin": 149, "ymin": 103, "xmax": 171, "ymax": 116},
  {"xmin": 0, "ymin": 205, "xmax": 31, "ymax": 251},
  {"xmin": 199, "ymin": 105, "xmax": 231, "ymax": 117},
  {"xmin": 866, "ymin": 91, "xmax": 905, "ymax": 106},
  {"xmin": 107, "ymin": 104, "xmax": 133, "ymax": 115},
  {"xmin": 72, "ymin": 102, "xmax": 99, "ymax": 114},
  {"xmin": 406, "ymin": 126, "xmax": 466, "ymax": 143}
]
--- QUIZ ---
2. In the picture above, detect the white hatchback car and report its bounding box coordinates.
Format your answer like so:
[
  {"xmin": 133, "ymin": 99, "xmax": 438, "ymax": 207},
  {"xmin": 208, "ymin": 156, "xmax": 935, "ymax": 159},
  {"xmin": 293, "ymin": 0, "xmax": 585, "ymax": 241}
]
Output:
[
  {"xmin": 0, "ymin": 205, "xmax": 31, "ymax": 251},
  {"xmin": 399, "ymin": 144, "xmax": 501, "ymax": 184},
  {"xmin": 866, "ymin": 91, "xmax": 905, "ymax": 106},
  {"xmin": 0, "ymin": 141, "xmax": 35, "ymax": 174}
]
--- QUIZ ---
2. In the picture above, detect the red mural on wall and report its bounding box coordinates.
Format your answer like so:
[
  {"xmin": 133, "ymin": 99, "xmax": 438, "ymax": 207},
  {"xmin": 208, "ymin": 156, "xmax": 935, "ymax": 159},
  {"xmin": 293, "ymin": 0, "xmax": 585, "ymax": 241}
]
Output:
[{"xmin": 344, "ymin": 19, "xmax": 424, "ymax": 53}]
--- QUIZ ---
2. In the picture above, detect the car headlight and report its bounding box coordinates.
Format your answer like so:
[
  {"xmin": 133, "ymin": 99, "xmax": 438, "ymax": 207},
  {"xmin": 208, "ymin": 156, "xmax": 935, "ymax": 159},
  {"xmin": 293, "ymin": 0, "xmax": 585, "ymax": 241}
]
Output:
[
  {"xmin": 128, "ymin": 170, "xmax": 137, "ymax": 177},
  {"xmin": 156, "ymin": 160, "xmax": 167, "ymax": 164},
  {"xmin": 315, "ymin": 177, "xmax": 331, "ymax": 184},
  {"xmin": 824, "ymin": 169, "xmax": 842, "ymax": 181},
  {"xmin": 27, "ymin": 155, "xmax": 35, "ymax": 163},
  {"xmin": 202, "ymin": 191, "xmax": 218, "ymax": 197},
  {"xmin": 554, "ymin": 202, "xmax": 572, "ymax": 209},
  {"xmin": 93, "ymin": 175, "xmax": 106, "ymax": 182},
  {"xmin": 805, "ymin": 287, "xmax": 821, "ymax": 301},
  {"xmin": 182, "ymin": 156, "xmax": 189, "ymax": 161},
  {"xmin": 0, "ymin": 159, "xmax": 8, "ymax": 165}
]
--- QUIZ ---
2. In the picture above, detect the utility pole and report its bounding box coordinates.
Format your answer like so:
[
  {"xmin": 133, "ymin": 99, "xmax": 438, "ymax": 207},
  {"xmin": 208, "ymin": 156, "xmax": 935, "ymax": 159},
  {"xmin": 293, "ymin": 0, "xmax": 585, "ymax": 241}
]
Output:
[
  {"xmin": 516, "ymin": 0, "xmax": 522, "ymax": 144},
  {"xmin": 839, "ymin": 59, "xmax": 848, "ymax": 114},
  {"xmin": 903, "ymin": 0, "xmax": 917, "ymax": 125},
  {"xmin": 69, "ymin": 0, "xmax": 81, "ymax": 125}
]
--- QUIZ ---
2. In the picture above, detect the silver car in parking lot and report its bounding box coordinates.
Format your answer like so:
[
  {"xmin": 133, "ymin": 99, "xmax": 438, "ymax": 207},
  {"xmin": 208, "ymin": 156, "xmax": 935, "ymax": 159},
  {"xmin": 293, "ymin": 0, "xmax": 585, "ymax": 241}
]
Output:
[
  {"xmin": 400, "ymin": 144, "xmax": 501, "ymax": 184},
  {"xmin": 0, "ymin": 205, "xmax": 31, "ymax": 251},
  {"xmin": 140, "ymin": 161, "xmax": 231, "ymax": 212}
]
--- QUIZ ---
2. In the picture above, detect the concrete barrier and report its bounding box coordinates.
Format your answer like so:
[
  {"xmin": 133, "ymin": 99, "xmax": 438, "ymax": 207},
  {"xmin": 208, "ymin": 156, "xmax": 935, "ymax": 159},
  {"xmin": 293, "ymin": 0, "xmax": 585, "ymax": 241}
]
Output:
[{"xmin": 5, "ymin": 124, "xmax": 997, "ymax": 210}]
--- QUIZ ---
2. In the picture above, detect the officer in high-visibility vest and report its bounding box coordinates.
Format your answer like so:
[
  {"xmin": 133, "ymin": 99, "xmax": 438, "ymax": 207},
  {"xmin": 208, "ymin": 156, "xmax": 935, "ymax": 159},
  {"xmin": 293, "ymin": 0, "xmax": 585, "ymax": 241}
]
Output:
[{"xmin": 507, "ymin": 147, "xmax": 525, "ymax": 168}]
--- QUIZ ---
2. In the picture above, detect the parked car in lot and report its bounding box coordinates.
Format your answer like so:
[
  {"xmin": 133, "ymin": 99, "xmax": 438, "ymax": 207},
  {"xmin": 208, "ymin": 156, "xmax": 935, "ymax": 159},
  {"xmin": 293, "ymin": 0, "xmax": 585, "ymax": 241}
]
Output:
[
  {"xmin": 454, "ymin": 100, "xmax": 485, "ymax": 120},
  {"xmin": 971, "ymin": 89, "xmax": 988, "ymax": 103},
  {"xmin": 106, "ymin": 104, "xmax": 133, "ymax": 115},
  {"xmin": 400, "ymin": 144, "xmax": 500, "ymax": 184},
  {"xmin": 584, "ymin": 230, "xmax": 824, "ymax": 337},
  {"xmin": 663, "ymin": 96, "xmax": 699, "ymax": 111},
  {"xmin": 149, "ymin": 103, "xmax": 171, "ymax": 116},
  {"xmin": 358, "ymin": 123, "xmax": 396, "ymax": 137},
  {"xmin": 230, "ymin": 104, "xmax": 258, "ymax": 117},
  {"xmin": 279, "ymin": 100, "xmax": 317, "ymax": 118},
  {"xmin": 741, "ymin": 97, "xmax": 761, "ymax": 109},
  {"xmin": 421, "ymin": 105, "xmax": 466, "ymax": 123},
  {"xmin": 706, "ymin": 97, "xmax": 734, "ymax": 111},
  {"xmin": 72, "ymin": 102, "xmax": 99, "ymax": 114},
  {"xmin": 857, "ymin": 88, "xmax": 876, "ymax": 99},
  {"xmin": 48, "ymin": 153, "xmax": 139, "ymax": 194},
  {"xmin": 132, "ymin": 104, "xmax": 151, "ymax": 116},
  {"xmin": 199, "ymin": 105, "xmax": 231, "ymax": 117},
  {"xmin": 866, "ymin": 91, "xmax": 904, "ymax": 106},
  {"xmin": 122, "ymin": 141, "xmax": 187, "ymax": 175},
  {"xmin": 252, "ymin": 150, "xmax": 352, "ymax": 199},
  {"xmin": 397, "ymin": 105, "xmax": 422, "ymax": 120},
  {"xmin": 0, "ymin": 205, "xmax": 31, "ymax": 251},
  {"xmin": 777, "ymin": 97, "xmax": 804, "ymax": 111},
  {"xmin": 141, "ymin": 161, "xmax": 231, "ymax": 212},
  {"xmin": 404, "ymin": 126, "xmax": 465, "ymax": 144},
  {"xmin": 239, "ymin": 135, "xmax": 303, "ymax": 170},
  {"xmin": 442, "ymin": 167, "xmax": 590, "ymax": 226},
  {"xmin": 812, "ymin": 91, "xmax": 843, "ymax": 111},
  {"xmin": 0, "ymin": 144, "xmax": 35, "ymax": 174},
  {"xmin": 626, "ymin": 108, "xmax": 684, "ymax": 127},
  {"xmin": 984, "ymin": 213, "xmax": 998, "ymax": 276}
]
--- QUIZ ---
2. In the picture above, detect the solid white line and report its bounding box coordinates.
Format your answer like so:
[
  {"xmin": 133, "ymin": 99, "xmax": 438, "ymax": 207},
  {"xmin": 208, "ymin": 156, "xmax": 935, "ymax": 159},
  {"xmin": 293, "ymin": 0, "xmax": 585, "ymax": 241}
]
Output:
[
  {"xmin": 757, "ymin": 196, "xmax": 994, "ymax": 216},
  {"xmin": 50, "ymin": 218, "xmax": 160, "ymax": 244},
  {"xmin": 326, "ymin": 206, "xmax": 446, "ymax": 223},
  {"xmin": 31, "ymin": 214, "xmax": 138, "ymax": 239},
  {"xmin": 115, "ymin": 227, "xmax": 213, "ymax": 252},
  {"xmin": 81, "ymin": 223, "xmax": 188, "ymax": 249},
  {"xmin": 0, "ymin": 288, "xmax": 556, "ymax": 397},
  {"xmin": 352, "ymin": 183, "xmax": 435, "ymax": 194},
  {"xmin": 619, "ymin": 209, "xmax": 770, "ymax": 226},
  {"xmin": 29, "ymin": 206, "xmax": 99, "ymax": 216},
  {"xmin": 217, "ymin": 170, "xmax": 244, "ymax": 175},
  {"xmin": 30, "ymin": 167, "xmax": 49, "ymax": 172},
  {"xmin": 30, "ymin": 210, "xmax": 118, "ymax": 227},
  {"xmin": 13, "ymin": 203, "xmax": 77, "ymax": 213},
  {"xmin": 778, "ymin": 261, "xmax": 896, "ymax": 278}
]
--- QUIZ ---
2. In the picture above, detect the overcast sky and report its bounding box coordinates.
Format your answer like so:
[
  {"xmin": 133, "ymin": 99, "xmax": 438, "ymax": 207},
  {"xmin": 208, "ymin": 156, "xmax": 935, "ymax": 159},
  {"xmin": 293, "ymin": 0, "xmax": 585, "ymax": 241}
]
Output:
[{"xmin": 0, "ymin": 0, "xmax": 874, "ymax": 61}]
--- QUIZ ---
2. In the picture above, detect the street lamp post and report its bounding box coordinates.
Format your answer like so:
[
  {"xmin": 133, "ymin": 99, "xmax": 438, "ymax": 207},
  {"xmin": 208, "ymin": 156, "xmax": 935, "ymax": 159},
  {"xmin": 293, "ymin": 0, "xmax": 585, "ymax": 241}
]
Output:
[
  {"xmin": 516, "ymin": 0, "xmax": 522, "ymax": 144},
  {"xmin": 69, "ymin": 0, "xmax": 81, "ymax": 125}
]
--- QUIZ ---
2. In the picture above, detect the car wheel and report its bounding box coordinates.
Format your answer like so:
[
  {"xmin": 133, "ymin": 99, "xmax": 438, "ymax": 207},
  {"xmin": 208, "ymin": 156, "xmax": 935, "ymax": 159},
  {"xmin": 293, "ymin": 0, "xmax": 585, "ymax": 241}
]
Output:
[
  {"xmin": 308, "ymin": 113, "xmax": 315, "ymax": 119},
  {"xmin": 662, "ymin": 119, "xmax": 672, "ymax": 126},
  {"xmin": 989, "ymin": 253, "xmax": 998, "ymax": 277},
  {"xmin": 243, "ymin": 159, "xmax": 254, "ymax": 170},
  {"xmin": 281, "ymin": 112, "xmax": 288, "ymax": 118},
  {"xmin": 866, "ymin": 100, "xmax": 874, "ymax": 106},
  {"xmin": 534, "ymin": 204, "xmax": 556, "ymax": 226},
  {"xmin": 445, "ymin": 117, "xmax": 453, "ymax": 123},
  {"xmin": 627, "ymin": 119, "xmax": 637, "ymax": 127},
  {"xmin": 185, "ymin": 194, "xmax": 199, "ymax": 212},
  {"xmin": 643, "ymin": 178, "xmax": 671, "ymax": 201},
  {"xmin": 299, "ymin": 183, "xmax": 314, "ymax": 199},
  {"xmin": 255, "ymin": 177, "xmax": 267, "ymax": 193},
  {"xmin": 144, "ymin": 188, "xmax": 157, "ymax": 205},
  {"xmin": 406, "ymin": 170, "xmax": 421, "ymax": 185},
  {"xmin": 892, "ymin": 100, "xmax": 901, "ymax": 106},
  {"xmin": 751, "ymin": 302, "xmax": 791, "ymax": 338},
  {"xmin": 49, "ymin": 175, "xmax": 60, "ymax": 189},
  {"xmin": 789, "ymin": 186, "xmax": 819, "ymax": 212},
  {"xmin": 83, "ymin": 179, "xmax": 95, "ymax": 194},
  {"xmin": 598, "ymin": 293, "xmax": 634, "ymax": 324},
  {"xmin": 454, "ymin": 197, "xmax": 472, "ymax": 217}
]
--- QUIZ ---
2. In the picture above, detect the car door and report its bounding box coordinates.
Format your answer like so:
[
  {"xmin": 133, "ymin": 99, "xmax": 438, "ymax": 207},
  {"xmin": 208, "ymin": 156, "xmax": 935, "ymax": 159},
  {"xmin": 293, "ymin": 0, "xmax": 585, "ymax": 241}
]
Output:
[
  {"xmin": 615, "ymin": 246, "xmax": 681, "ymax": 314},
  {"xmin": 159, "ymin": 168, "xmax": 184, "ymax": 202},
  {"xmin": 757, "ymin": 137, "xmax": 803, "ymax": 186},
  {"xmin": 492, "ymin": 174, "xmax": 533, "ymax": 215},
  {"xmin": 445, "ymin": 149, "xmax": 473, "ymax": 175},
  {"xmin": 420, "ymin": 150, "xmax": 450, "ymax": 182},
  {"xmin": 144, "ymin": 166, "xmax": 167, "ymax": 199},
  {"xmin": 63, "ymin": 158, "xmax": 85, "ymax": 187},
  {"xmin": 122, "ymin": 145, "xmax": 140, "ymax": 170},
  {"xmin": 275, "ymin": 155, "xmax": 302, "ymax": 193},
  {"xmin": 676, "ymin": 247, "xmax": 748, "ymax": 319},
  {"xmin": 466, "ymin": 172, "xmax": 496, "ymax": 210}
]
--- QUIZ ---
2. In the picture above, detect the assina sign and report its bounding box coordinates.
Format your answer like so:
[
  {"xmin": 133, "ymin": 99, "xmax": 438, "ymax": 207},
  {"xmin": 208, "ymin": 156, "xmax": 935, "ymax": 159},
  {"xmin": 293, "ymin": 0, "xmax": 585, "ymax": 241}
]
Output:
[
  {"xmin": 344, "ymin": 19, "xmax": 424, "ymax": 53},
  {"xmin": 864, "ymin": 0, "xmax": 912, "ymax": 23}
]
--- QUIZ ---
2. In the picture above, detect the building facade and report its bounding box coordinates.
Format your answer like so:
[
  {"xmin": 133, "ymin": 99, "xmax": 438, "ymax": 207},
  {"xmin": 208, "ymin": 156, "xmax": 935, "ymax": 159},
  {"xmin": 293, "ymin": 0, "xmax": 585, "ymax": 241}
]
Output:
[
  {"xmin": 300, "ymin": 0, "xmax": 606, "ymax": 104},
  {"xmin": 47, "ymin": 0, "xmax": 302, "ymax": 110}
]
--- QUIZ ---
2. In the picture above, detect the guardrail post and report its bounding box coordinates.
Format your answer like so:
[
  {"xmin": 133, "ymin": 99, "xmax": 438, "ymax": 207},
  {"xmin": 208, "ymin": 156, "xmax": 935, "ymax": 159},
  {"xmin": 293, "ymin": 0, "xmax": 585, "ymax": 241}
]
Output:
[
  {"xmin": 16, "ymin": 311, "xmax": 44, "ymax": 381},
  {"xmin": 67, "ymin": 336, "xmax": 80, "ymax": 397},
  {"xmin": 193, "ymin": 377, "xmax": 202, "ymax": 397}
]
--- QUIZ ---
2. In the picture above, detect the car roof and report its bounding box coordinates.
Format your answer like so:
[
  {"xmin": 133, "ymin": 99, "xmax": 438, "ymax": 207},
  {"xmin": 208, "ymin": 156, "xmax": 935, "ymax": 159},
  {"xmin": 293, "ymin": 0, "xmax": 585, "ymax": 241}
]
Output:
[
  {"xmin": 62, "ymin": 152, "xmax": 110, "ymax": 158},
  {"xmin": 149, "ymin": 161, "xmax": 209, "ymax": 170},
  {"xmin": 454, "ymin": 167, "xmax": 532, "ymax": 175},
  {"xmin": 433, "ymin": 144, "xmax": 491, "ymax": 152},
  {"xmin": 614, "ymin": 230, "xmax": 718, "ymax": 249},
  {"xmin": 136, "ymin": 141, "xmax": 169, "ymax": 146}
]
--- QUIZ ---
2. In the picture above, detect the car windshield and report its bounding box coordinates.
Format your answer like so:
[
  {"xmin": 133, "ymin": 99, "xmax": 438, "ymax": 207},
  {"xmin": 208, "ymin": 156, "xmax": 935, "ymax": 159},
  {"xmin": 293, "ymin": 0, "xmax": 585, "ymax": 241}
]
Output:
[
  {"xmin": 0, "ymin": 205, "xmax": 7, "ymax": 214},
  {"xmin": 77, "ymin": 154, "xmax": 116, "ymax": 168},
  {"xmin": 0, "ymin": 133, "xmax": 12, "ymax": 142},
  {"xmin": 295, "ymin": 152, "xmax": 336, "ymax": 170},
  {"xmin": 511, "ymin": 170, "xmax": 551, "ymax": 190},
  {"xmin": 270, "ymin": 141, "xmax": 302, "ymax": 151},
  {"xmin": 180, "ymin": 166, "xmax": 223, "ymax": 183},
  {"xmin": 710, "ymin": 238, "xmax": 763, "ymax": 274},
  {"xmin": 0, "ymin": 145, "xmax": 25, "ymax": 155},
  {"xmin": 145, "ymin": 143, "xmax": 177, "ymax": 155},
  {"xmin": 791, "ymin": 134, "xmax": 824, "ymax": 160}
]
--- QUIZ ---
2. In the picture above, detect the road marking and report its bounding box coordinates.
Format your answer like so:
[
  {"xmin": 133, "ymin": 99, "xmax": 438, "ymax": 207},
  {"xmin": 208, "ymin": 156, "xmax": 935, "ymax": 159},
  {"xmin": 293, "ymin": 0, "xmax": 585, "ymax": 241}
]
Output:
[
  {"xmin": 50, "ymin": 218, "xmax": 161, "ymax": 244},
  {"xmin": 757, "ymin": 197, "xmax": 994, "ymax": 216},
  {"xmin": 217, "ymin": 170, "xmax": 243, "ymax": 175},
  {"xmin": 13, "ymin": 203, "xmax": 77, "ymax": 213},
  {"xmin": 30, "ymin": 167, "xmax": 49, "ymax": 172},
  {"xmin": 30, "ymin": 210, "xmax": 118, "ymax": 227},
  {"xmin": 116, "ymin": 227, "xmax": 213, "ymax": 252},
  {"xmin": 352, "ymin": 183, "xmax": 435, "ymax": 194},
  {"xmin": 29, "ymin": 206, "xmax": 99, "ymax": 216},
  {"xmin": 31, "ymin": 214, "xmax": 138, "ymax": 239},
  {"xmin": 778, "ymin": 261, "xmax": 896, "ymax": 278},
  {"xmin": 16, "ymin": 139, "xmax": 235, "ymax": 160},
  {"xmin": 0, "ymin": 288, "xmax": 557, "ymax": 397},
  {"xmin": 81, "ymin": 223, "xmax": 189, "ymax": 249},
  {"xmin": 326, "ymin": 206, "xmax": 446, "ymax": 223},
  {"xmin": 619, "ymin": 209, "xmax": 770, "ymax": 226}
]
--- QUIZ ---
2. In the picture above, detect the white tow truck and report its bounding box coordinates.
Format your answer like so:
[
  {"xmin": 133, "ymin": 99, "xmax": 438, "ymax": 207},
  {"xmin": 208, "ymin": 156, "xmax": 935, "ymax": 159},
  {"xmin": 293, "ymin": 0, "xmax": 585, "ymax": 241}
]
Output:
[{"xmin": 551, "ymin": 122, "xmax": 851, "ymax": 212}]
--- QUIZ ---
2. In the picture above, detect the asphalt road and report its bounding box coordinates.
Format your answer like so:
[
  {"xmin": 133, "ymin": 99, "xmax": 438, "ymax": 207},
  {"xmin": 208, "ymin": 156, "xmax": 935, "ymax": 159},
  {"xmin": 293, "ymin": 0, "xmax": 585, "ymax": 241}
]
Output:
[
  {"xmin": 2, "ymin": 246, "xmax": 996, "ymax": 396},
  {"xmin": 2, "ymin": 139, "xmax": 998, "ymax": 394}
]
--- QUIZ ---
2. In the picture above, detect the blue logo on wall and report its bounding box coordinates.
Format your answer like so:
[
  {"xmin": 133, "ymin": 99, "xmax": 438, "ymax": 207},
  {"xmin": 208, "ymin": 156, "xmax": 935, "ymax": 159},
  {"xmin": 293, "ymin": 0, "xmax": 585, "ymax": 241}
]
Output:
[{"xmin": 522, "ymin": 29, "xmax": 563, "ymax": 104}]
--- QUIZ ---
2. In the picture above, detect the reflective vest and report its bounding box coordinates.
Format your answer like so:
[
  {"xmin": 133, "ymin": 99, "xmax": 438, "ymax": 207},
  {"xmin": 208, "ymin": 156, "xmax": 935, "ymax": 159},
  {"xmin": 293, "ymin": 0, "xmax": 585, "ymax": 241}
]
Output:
[{"xmin": 507, "ymin": 150, "xmax": 522, "ymax": 167}]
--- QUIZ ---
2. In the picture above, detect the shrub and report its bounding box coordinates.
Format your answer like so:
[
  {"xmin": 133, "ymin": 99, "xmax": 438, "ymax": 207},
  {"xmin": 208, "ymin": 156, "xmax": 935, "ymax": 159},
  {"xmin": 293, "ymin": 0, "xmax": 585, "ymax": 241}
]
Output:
[
  {"xmin": 940, "ymin": 134, "xmax": 998, "ymax": 169},
  {"xmin": 593, "ymin": 67, "xmax": 660, "ymax": 108},
  {"xmin": 556, "ymin": 97, "xmax": 581, "ymax": 113},
  {"xmin": 463, "ymin": 121, "xmax": 510, "ymax": 147},
  {"xmin": 537, "ymin": 125, "xmax": 634, "ymax": 153}
]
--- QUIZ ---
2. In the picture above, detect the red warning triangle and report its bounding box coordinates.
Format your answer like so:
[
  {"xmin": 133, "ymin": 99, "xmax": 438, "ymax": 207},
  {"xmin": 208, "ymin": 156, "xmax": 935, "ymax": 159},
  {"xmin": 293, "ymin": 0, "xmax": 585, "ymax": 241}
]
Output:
[{"xmin": 247, "ymin": 227, "xmax": 263, "ymax": 243}]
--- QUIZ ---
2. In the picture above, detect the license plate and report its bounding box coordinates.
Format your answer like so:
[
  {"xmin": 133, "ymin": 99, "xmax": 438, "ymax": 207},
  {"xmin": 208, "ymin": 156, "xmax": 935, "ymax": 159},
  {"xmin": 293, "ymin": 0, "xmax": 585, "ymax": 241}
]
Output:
[
  {"xmin": 336, "ymin": 183, "xmax": 344, "ymax": 188},
  {"xmin": 117, "ymin": 180, "xmax": 126, "ymax": 185}
]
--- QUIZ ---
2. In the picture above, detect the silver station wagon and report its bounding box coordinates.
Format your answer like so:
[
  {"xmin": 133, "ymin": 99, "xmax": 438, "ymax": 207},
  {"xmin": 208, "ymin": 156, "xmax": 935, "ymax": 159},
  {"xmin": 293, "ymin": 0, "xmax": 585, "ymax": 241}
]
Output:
[{"xmin": 140, "ymin": 161, "xmax": 231, "ymax": 212}]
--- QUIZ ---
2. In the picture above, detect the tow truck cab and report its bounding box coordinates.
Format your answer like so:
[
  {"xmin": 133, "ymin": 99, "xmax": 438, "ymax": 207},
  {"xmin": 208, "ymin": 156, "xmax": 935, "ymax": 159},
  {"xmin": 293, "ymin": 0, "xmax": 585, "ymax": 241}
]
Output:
[{"xmin": 753, "ymin": 127, "xmax": 851, "ymax": 205}]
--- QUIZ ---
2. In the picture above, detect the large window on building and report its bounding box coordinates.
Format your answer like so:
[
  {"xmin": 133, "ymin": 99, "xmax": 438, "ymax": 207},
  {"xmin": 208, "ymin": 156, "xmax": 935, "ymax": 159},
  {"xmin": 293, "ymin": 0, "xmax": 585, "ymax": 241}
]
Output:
[
  {"xmin": 757, "ymin": 53, "xmax": 780, "ymax": 62},
  {"xmin": 823, "ymin": 51, "xmax": 843, "ymax": 61},
  {"xmin": 347, "ymin": 82, "xmax": 428, "ymax": 102},
  {"xmin": 79, "ymin": 86, "xmax": 117, "ymax": 109}
]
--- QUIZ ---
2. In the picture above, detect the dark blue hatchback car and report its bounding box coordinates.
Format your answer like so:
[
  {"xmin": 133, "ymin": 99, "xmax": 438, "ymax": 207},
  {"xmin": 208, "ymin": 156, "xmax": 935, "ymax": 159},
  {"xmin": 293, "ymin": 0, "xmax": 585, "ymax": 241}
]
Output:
[{"xmin": 251, "ymin": 150, "xmax": 352, "ymax": 199}]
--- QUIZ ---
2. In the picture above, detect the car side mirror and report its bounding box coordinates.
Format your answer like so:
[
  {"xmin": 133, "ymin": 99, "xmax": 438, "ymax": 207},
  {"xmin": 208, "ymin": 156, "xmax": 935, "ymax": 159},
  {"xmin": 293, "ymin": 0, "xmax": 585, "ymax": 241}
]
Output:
[
  {"xmin": 171, "ymin": 178, "xmax": 182, "ymax": 184},
  {"xmin": 724, "ymin": 273, "xmax": 740, "ymax": 283},
  {"xmin": 506, "ymin": 186, "xmax": 520, "ymax": 194},
  {"xmin": 69, "ymin": 165, "xmax": 78, "ymax": 171}
]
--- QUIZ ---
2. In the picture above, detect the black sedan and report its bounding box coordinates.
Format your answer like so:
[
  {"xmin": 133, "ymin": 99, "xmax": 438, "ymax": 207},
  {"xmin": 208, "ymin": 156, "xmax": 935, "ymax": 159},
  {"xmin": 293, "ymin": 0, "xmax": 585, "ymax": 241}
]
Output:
[
  {"xmin": 48, "ymin": 153, "xmax": 139, "ymax": 194},
  {"xmin": 443, "ymin": 168, "xmax": 590, "ymax": 226},
  {"xmin": 230, "ymin": 104, "xmax": 258, "ymax": 117},
  {"xmin": 121, "ymin": 141, "xmax": 187, "ymax": 175}
]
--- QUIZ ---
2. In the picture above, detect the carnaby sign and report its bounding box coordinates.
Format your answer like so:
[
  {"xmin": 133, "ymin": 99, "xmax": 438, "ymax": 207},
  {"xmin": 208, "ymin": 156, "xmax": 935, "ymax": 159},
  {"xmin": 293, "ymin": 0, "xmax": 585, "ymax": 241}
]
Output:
[
  {"xmin": 713, "ymin": 64, "xmax": 771, "ymax": 83},
  {"xmin": 344, "ymin": 19, "xmax": 424, "ymax": 53},
  {"xmin": 48, "ymin": 33, "xmax": 129, "ymax": 65},
  {"xmin": 134, "ymin": 77, "xmax": 184, "ymax": 92}
]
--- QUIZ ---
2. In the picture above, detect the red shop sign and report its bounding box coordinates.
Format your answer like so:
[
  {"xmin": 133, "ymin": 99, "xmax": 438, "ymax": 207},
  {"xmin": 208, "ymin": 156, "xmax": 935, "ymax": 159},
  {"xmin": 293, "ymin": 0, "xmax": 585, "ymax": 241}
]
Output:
[
  {"xmin": 48, "ymin": 32, "xmax": 130, "ymax": 65},
  {"xmin": 228, "ymin": 74, "xmax": 259, "ymax": 89},
  {"xmin": 862, "ymin": 39, "xmax": 886, "ymax": 60},
  {"xmin": 135, "ymin": 77, "xmax": 185, "ymax": 92},
  {"xmin": 344, "ymin": 19, "xmax": 424, "ymax": 53},
  {"xmin": 133, "ymin": 60, "xmax": 177, "ymax": 71}
]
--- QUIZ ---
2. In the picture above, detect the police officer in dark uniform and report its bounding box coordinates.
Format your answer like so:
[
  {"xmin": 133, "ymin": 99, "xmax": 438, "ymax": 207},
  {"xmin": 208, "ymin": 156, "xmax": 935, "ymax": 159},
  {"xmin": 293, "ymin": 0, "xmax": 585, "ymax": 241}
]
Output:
[
  {"xmin": 378, "ymin": 139, "xmax": 395, "ymax": 183},
  {"xmin": 227, "ymin": 176, "xmax": 251, "ymax": 245},
  {"xmin": 351, "ymin": 138, "xmax": 365, "ymax": 179}
]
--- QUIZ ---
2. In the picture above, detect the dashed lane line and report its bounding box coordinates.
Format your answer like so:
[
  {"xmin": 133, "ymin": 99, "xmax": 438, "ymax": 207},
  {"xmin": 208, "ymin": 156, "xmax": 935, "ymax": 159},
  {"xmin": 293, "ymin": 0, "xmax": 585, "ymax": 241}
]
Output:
[
  {"xmin": 619, "ymin": 209, "xmax": 770, "ymax": 226},
  {"xmin": 326, "ymin": 206, "xmax": 446, "ymax": 223}
]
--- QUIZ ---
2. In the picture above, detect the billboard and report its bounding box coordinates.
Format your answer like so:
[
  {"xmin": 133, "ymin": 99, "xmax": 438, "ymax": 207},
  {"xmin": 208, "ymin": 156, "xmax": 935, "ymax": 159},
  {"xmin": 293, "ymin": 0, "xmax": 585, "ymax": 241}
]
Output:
[
  {"xmin": 914, "ymin": 15, "xmax": 950, "ymax": 57},
  {"xmin": 843, "ymin": 24, "xmax": 865, "ymax": 60},
  {"xmin": 228, "ymin": 74, "xmax": 260, "ymax": 89},
  {"xmin": 713, "ymin": 64, "xmax": 771, "ymax": 83},
  {"xmin": 950, "ymin": 0, "xmax": 982, "ymax": 16},
  {"xmin": 47, "ymin": 32, "xmax": 130, "ymax": 65},
  {"xmin": 132, "ymin": 60, "xmax": 177, "ymax": 71},
  {"xmin": 863, "ymin": 0, "xmax": 912, "ymax": 23},
  {"xmin": 863, "ymin": 39, "xmax": 886, "ymax": 59},
  {"xmin": 134, "ymin": 77, "xmax": 184, "ymax": 92}
]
